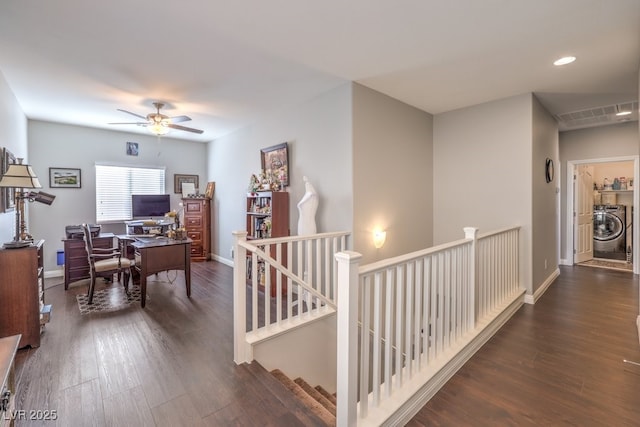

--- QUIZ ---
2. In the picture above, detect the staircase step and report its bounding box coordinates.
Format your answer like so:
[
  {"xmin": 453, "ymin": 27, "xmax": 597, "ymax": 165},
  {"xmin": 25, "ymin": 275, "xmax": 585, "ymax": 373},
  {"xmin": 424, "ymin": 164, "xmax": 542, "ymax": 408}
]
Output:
[
  {"xmin": 294, "ymin": 377, "xmax": 336, "ymax": 416},
  {"xmin": 314, "ymin": 385, "xmax": 337, "ymax": 406},
  {"xmin": 241, "ymin": 362, "xmax": 332, "ymax": 426},
  {"xmin": 271, "ymin": 369, "xmax": 336, "ymax": 426}
]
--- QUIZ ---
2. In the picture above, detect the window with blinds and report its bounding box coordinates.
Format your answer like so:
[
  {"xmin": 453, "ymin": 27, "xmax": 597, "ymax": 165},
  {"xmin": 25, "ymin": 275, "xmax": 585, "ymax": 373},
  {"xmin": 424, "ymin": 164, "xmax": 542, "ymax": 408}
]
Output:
[{"xmin": 95, "ymin": 164, "xmax": 166, "ymax": 223}]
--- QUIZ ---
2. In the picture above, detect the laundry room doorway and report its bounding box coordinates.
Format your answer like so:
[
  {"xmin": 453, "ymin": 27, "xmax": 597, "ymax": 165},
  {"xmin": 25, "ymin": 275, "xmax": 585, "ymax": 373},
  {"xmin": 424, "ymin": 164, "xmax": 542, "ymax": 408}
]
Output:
[{"xmin": 566, "ymin": 156, "xmax": 639, "ymax": 273}]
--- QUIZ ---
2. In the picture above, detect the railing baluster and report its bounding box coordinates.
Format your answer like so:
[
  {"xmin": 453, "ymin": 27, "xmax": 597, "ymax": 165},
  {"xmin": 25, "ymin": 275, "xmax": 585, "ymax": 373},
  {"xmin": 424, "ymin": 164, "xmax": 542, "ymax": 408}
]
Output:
[
  {"xmin": 384, "ymin": 268, "xmax": 393, "ymax": 398},
  {"xmin": 403, "ymin": 264, "xmax": 412, "ymax": 378},
  {"xmin": 395, "ymin": 265, "xmax": 404, "ymax": 388},
  {"xmin": 422, "ymin": 256, "xmax": 430, "ymax": 364},
  {"xmin": 360, "ymin": 275, "xmax": 371, "ymax": 417},
  {"xmin": 264, "ymin": 246, "xmax": 271, "ymax": 327},
  {"xmin": 372, "ymin": 272, "xmax": 382, "ymax": 406},
  {"xmin": 276, "ymin": 243, "xmax": 282, "ymax": 323},
  {"xmin": 413, "ymin": 260, "xmax": 422, "ymax": 371},
  {"xmin": 252, "ymin": 252, "xmax": 259, "ymax": 330},
  {"xmin": 287, "ymin": 241, "xmax": 293, "ymax": 319}
]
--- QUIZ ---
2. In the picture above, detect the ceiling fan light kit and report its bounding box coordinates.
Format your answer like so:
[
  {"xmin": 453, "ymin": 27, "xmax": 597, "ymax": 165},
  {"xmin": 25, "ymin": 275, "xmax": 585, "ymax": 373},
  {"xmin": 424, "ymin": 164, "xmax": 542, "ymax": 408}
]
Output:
[{"xmin": 109, "ymin": 101, "xmax": 204, "ymax": 136}]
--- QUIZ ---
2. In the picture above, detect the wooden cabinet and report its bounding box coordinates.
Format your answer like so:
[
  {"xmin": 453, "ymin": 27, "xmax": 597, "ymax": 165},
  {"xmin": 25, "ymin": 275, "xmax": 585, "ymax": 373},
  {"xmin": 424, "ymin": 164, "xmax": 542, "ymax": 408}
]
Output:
[
  {"xmin": 63, "ymin": 233, "xmax": 115, "ymax": 289},
  {"xmin": 0, "ymin": 335, "xmax": 19, "ymax": 427},
  {"xmin": 182, "ymin": 198, "xmax": 211, "ymax": 262},
  {"xmin": 245, "ymin": 192, "xmax": 289, "ymax": 296},
  {"xmin": 0, "ymin": 241, "xmax": 47, "ymax": 349}
]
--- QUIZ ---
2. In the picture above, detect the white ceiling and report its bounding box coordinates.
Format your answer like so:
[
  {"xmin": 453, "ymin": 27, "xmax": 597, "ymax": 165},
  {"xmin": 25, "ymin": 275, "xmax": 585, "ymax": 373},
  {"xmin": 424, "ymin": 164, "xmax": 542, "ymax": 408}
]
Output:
[{"xmin": 0, "ymin": 1, "xmax": 638, "ymax": 142}]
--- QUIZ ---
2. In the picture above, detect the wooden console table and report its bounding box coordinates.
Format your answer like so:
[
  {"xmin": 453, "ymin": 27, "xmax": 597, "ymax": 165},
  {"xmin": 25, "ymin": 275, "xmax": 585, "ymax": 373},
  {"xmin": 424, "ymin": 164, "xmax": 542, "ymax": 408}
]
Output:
[
  {"xmin": 0, "ymin": 335, "xmax": 20, "ymax": 427},
  {"xmin": 63, "ymin": 233, "xmax": 115, "ymax": 289},
  {"xmin": 130, "ymin": 238, "xmax": 192, "ymax": 308}
]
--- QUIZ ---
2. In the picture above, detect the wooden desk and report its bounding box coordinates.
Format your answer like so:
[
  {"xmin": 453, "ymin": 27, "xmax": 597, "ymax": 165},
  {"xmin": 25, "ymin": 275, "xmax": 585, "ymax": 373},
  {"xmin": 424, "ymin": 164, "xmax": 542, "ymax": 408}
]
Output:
[
  {"xmin": 130, "ymin": 238, "xmax": 192, "ymax": 308},
  {"xmin": 63, "ymin": 233, "xmax": 115, "ymax": 289}
]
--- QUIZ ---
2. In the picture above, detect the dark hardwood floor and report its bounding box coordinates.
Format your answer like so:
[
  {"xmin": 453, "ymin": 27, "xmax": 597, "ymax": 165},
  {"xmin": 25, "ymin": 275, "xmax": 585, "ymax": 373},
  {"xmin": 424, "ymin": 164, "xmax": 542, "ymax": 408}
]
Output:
[
  {"xmin": 409, "ymin": 265, "xmax": 640, "ymax": 426},
  {"xmin": 13, "ymin": 262, "xmax": 329, "ymax": 427},
  {"xmin": 11, "ymin": 262, "xmax": 640, "ymax": 426}
]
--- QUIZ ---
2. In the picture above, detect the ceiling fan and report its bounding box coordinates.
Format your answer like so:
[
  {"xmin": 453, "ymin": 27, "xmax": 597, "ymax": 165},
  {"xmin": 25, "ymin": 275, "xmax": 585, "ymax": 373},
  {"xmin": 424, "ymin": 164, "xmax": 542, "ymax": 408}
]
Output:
[{"xmin": 109, "ymin": 102, "xmax": 204, "ymax": 135}]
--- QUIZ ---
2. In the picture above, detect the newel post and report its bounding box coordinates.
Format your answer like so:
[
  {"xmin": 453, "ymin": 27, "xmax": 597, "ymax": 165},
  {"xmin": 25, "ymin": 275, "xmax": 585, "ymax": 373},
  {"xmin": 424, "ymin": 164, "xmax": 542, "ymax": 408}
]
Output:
[
  {"xmin": 464, "ymin": 227, "xmax": 478, "ymax": 328},
  {"xmin": 233, "ymin": 230, "xmax": 250, "ymax": 364},
  {"xmin": 335, "ymin": 251, "xmax": 362, "ymax": 427}
]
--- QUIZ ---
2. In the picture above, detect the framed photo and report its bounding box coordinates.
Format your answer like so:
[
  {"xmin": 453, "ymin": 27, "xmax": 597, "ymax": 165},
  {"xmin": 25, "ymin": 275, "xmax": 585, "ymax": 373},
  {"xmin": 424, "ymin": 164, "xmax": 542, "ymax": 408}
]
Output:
[
  {"xmin": 2, "ymin": 148, "xmax": 16, "ymax": 212},
  {"xmin": 205, "ymin": 181, "xmax": 215, "ymax": 199},
  {"xmin": 50, "ymin": 167, "xmax": 81, "ymax": 188},
  {"xmin": 174, "ymin": 174, "xmax": 199, "ymax": 194},
  {"xmin": 261, "ymin": 142, "xmax": 289, "ymax": 187},
  {"xmin": 126, "ymin": 142, "xmax": 139, "ymax": 156}
]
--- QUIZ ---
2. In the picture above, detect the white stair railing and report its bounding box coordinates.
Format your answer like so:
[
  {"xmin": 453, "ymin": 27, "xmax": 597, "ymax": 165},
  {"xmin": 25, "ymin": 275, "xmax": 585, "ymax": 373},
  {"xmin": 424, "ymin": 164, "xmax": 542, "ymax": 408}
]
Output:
[
  {"xmin": 336, "ymin": 226, "xmax": 522, "ymax": 426},
  {"xmin": 233, "ymin": 230, "xmax": 350, "ymax": 364}
]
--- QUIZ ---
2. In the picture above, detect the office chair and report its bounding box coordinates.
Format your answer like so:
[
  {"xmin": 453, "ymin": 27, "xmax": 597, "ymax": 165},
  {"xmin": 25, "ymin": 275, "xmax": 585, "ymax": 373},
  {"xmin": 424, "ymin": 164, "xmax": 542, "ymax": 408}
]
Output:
[{"xmin": 82, "ymin": 223, "xmax": 134, "ymax": 304}]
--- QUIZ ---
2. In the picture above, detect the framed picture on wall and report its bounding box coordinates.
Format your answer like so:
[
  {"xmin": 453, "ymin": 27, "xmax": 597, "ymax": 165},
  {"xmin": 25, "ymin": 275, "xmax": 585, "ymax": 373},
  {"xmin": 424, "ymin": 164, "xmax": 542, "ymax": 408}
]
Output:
[
  {"xmin": 2, "ymin": 148, "xmax": 16, "ymax": 212},
  {"xmin": 50, "ymin": 167, "xmax": 82, "ymax": 188},
  {"xmin": 174, "ymin": 174, "xmax": 199, "ymax": 194},
  {"xmin": 260, "ymin": 142, "xmax": 289, "ymax": 187}
]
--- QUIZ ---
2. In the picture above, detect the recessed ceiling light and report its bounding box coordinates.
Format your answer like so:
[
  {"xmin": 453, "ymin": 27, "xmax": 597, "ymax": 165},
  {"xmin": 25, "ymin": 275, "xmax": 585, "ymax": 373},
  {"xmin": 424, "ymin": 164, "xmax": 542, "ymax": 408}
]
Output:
[
  {"xmin": 616, "ymin": 111, "xmax": 632, "ymax": 116},
  {"xmin": 553, "ymin": 56, "xmax": 576, "ymax": 66}
]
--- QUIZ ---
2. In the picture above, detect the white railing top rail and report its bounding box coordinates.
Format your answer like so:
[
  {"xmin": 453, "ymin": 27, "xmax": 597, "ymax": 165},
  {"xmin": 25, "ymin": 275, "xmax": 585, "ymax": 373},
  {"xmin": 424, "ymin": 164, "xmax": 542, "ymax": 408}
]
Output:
[
  {"xmin": 477, "ymin": 225, "xmax": 520, "ymax": 240},
  {"xmin": 359, "ymin": 237, "xmax": 472, "ymax": 276},
  {"xmin": 237, "ymin": 230, "xmax": 351, "ymax": 248},
  {"xmin": 238, "ymin": 233, "xmax": 343, "ymax": 310}
]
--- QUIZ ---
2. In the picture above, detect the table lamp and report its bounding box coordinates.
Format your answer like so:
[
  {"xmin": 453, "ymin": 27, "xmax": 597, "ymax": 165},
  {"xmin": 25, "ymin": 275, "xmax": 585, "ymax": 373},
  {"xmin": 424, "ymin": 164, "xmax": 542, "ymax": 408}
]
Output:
[{"xmin": 0, "ymin": 158, "xmax": 47, "ymax": 248}]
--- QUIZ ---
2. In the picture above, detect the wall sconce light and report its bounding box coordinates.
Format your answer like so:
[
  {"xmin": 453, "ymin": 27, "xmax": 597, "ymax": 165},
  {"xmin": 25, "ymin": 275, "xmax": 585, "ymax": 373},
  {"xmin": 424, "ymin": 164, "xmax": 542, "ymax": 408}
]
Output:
[{"xmin": 373, "ymin": 230, "xmax": 386, "ymax": 249}]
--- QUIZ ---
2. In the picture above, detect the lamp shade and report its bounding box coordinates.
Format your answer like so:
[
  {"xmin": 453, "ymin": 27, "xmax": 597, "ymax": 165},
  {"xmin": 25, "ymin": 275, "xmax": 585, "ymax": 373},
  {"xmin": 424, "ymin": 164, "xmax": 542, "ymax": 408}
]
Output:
[{"xmin": 0, "ymin": 159, "xmax": 42, "ymax": 189}]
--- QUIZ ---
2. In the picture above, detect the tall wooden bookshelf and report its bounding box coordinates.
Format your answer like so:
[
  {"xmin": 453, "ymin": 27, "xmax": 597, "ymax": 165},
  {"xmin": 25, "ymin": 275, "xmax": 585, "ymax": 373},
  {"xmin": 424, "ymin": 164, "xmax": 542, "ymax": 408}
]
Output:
[{"xmin": 245, "ymin": 191, "xmax": 289, "ymax": 296}]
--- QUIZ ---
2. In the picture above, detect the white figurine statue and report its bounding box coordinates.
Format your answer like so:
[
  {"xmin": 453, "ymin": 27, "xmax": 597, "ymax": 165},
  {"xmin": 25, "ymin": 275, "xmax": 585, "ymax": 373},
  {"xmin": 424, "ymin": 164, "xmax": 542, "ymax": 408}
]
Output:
[{"xmin": 297, "ymin": 176, "xmax": 318, "ymax": 235}]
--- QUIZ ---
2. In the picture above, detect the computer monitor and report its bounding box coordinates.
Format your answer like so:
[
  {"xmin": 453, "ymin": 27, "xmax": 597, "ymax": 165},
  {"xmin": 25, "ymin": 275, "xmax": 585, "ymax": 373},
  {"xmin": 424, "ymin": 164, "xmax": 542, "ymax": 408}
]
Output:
[{"xmin": 131, "ymin": 194, "xmax": 170, "ymax": 218}]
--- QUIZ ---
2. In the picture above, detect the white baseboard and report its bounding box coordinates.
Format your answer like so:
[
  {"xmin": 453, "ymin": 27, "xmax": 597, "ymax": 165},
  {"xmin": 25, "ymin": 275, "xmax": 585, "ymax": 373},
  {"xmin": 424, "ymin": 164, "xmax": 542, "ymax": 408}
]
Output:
[
  {"xmin": 524, "ymin": 268, "xmax": 560, "ymax": 305},
  {"xmin": 44, "ymin": 269, "xmax": 63, "ymax": 279},
  {"xmin": 559, "ymin": 258, "xmax": 572, "ymax": 266},
  {"xmin": 211, "ymin": 253, "xmax": 234, "ymax": 267}
]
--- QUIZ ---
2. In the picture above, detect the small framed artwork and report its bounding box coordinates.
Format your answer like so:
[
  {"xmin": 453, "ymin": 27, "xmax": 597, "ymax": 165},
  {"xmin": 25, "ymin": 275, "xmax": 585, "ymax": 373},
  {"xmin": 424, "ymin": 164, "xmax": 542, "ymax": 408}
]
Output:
[
  {"xmin": 204, "ymin": 181, "xmax": 215, "ymax": 199},
  {"xmin": 261, "ymin": 142, "xmax": 289, "ymax": 187},
  {"xmin": 126, "ymin": 142, "xmax": 139, "ymax": 156},
  {"xmin": 50, "ymin": 167, "xmax": 82, "ymax": 188},
  {"xmin": 2, "ymin": 148, "xmax": 16, "ymax": 212},
  {"xmin": 174, "ymin": 174, "xmax": 199, "ymax": 194}
]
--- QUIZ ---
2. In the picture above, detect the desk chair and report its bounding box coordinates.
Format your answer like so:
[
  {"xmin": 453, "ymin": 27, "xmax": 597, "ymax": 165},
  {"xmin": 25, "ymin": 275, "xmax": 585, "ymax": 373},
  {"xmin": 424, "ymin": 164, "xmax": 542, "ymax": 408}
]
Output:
[{"xmin": 82, "ymin": 223, "xmax": 135, "ymax": 304}]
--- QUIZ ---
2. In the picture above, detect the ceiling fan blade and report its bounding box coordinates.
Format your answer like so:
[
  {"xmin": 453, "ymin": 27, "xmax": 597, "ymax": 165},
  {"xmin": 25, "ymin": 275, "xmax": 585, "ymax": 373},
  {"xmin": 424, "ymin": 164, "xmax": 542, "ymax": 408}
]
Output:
[
  {"xmin": 117, "ymin": 109, "xmax": 147, "ymax": 120},
  {"xmin": 168, "ymin": 123, "xmax": 204, "ymax": 134},
  {"xmin": 109, "ymin": 121, "xmax": 148, "ymax": 125},
  {"xmin": 170, "ymin": 115, "xmax": 191, "ymax": 123}
]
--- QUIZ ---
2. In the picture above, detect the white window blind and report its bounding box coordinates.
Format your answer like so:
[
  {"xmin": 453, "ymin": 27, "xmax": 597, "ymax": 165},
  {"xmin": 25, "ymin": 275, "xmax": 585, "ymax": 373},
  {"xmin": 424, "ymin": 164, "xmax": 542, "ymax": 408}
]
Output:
[{"xmin": 95, "ymin": 164, "xmax": 165, "ymax": 223}]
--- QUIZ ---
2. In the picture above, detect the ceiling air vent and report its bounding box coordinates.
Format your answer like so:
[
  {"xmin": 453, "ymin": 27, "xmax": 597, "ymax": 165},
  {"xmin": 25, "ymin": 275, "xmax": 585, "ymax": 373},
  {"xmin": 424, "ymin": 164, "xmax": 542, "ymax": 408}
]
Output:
[{"xmin": 555, "ymin": 101, "xmax": 638, "ymax": 131}]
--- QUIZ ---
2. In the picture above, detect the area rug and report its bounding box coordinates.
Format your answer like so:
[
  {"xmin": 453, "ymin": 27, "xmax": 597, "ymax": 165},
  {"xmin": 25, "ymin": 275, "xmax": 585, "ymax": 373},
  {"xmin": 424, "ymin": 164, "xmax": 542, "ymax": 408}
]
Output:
[
  {"xmin": 579, "ymin": 259, "xmax": 633, "ymax": 272},
  {"xmin": 76, "ymin": 284, "xmax": 141, "ymax": 315}
]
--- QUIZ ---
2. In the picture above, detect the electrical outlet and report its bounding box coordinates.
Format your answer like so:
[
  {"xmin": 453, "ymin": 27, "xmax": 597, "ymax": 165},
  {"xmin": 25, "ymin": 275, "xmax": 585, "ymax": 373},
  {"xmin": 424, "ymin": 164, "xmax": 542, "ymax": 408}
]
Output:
[{"xmin": 544, "ymin": 259, "xmax": 548, "ymax": 269}]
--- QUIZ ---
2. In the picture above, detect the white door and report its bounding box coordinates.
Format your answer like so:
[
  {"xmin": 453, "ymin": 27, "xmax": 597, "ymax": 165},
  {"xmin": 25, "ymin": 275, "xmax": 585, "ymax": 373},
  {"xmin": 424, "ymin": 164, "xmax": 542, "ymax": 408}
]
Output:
[{"xmin": 574, "ymin": 165, "xmax": 594, "ymax": 263}]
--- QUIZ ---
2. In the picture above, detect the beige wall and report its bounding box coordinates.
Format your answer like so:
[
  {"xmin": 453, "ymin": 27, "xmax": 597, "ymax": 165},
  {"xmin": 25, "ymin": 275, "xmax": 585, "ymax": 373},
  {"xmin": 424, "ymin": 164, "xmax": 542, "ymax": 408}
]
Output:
[
  {"xmin": 0, "ymin": 71, "xmax": 28, "ymax": 244},
  {"xmin": 531, "ymin": 95, "xmax": 559, "ymax": 293},
  {"xmin": 28, "ymin": 121, "xmax": 207, "ymax": 272},
  {"xmin": 433, "ymin": 94, "xmax": 533, "ymax": 293},
  {"xmin": 352, "ymin": 84, "xmax": 433, "ymax": 263},
  {"xmin": 208, "ymin": 83, "xmax": 353, "ymax": 262}
]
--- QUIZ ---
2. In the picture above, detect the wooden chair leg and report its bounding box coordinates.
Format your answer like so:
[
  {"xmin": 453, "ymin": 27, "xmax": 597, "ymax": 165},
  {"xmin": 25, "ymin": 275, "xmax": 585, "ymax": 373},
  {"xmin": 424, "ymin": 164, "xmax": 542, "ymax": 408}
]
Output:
[
  {"xmin": 88, "ymin": 275, "xmax": 96, "ymax": 304},
  {"xmin": 123, "ymin": 270, "xmax": 130, "ymax": 294}
]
